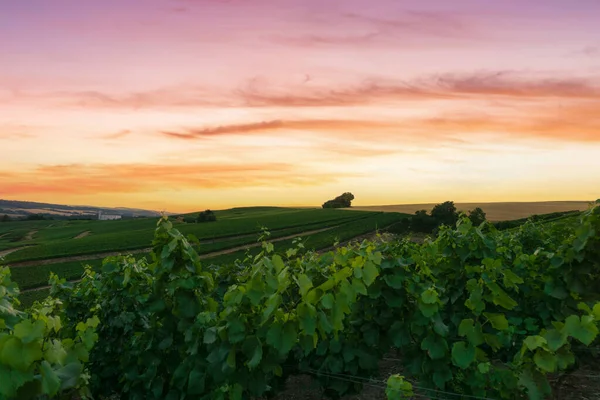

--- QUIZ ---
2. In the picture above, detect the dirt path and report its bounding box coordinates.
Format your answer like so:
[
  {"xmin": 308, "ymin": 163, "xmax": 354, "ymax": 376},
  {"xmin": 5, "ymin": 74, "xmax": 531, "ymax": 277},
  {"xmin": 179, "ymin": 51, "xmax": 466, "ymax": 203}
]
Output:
[
  {"xmin": 0, "ymin": 246, "xmax": 33, "ymax": 259},
  {"xmin": 10, "ymin": 226, "xmax": 335, "ymax": 269},
  {"xmin": 23, "ymin": 230, "xmax": 38, "ymax": 241},
  {"xmin": 73, "ymin": 231, "xmax": 91, "ymax": 239}
]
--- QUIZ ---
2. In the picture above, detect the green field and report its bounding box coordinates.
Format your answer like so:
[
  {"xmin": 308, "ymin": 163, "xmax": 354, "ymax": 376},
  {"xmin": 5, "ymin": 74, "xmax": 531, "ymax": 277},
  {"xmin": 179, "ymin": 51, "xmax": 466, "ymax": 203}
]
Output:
[
  {"xmin": 1, "ymin": 208, "xmax": 382, "ymax": 263},
  {"xmin": 2, "ymin": 207, "xmax": 409, "ymax": 305}
]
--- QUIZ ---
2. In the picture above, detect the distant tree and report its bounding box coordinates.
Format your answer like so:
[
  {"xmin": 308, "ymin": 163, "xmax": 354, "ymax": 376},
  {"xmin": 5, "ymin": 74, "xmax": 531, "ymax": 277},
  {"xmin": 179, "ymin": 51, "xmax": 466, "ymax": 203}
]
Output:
[
  {"xmin": 0, "ymin": 214, "xmax": 10, "ymax": 222},
  {"xmin": 410, "ymin": 210, "xmax": 437, "ymax": 233},
  {"xmin": 26, "ymin": 213, "xmax": 46, "ymax": 221},
  {"xmin": 197, "ymin": 209, "xmax": 217, "ymax": 223},
  {"xmin": 468, "ymin": 207, "xmax": 487, "ymax": 226},
  {"xmin": 430, "ymin": 201, "xmax": 459, "ymax": 227},
  {"xmin": 322, "ymin": 192, "xmax": 355, "ymax": 209}
]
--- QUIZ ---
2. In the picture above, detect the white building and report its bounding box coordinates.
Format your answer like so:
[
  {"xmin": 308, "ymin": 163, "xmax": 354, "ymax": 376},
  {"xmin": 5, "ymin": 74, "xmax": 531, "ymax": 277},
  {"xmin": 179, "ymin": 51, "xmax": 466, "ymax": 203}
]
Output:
[{"xmin": 98, "ymin": 211, "xmax": 122, "ymax": 221}]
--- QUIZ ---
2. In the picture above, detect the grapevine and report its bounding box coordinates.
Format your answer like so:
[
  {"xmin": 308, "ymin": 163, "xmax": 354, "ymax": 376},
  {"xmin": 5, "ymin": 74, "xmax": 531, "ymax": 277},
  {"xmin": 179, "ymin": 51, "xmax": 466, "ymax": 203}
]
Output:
[{"xmin": 0, "ymin": 202, "xmax": 598, "ymax": 399}]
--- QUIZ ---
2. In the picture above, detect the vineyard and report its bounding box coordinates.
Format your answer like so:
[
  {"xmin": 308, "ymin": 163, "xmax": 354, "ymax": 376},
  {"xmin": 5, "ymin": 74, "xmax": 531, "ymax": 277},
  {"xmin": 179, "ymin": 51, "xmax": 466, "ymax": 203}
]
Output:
[{"xmin": 1, "ymin": 202, "xmax": 599, "ymax": 399}]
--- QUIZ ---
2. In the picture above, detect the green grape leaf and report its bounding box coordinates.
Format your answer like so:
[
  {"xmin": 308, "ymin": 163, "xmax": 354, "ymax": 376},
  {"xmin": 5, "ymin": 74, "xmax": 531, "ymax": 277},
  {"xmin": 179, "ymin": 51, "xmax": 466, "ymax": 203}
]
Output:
[
  {"xmin": 384, "ymin": 273, "xmax": 404, "ymax": 289},
  {"xmin": 351, "ymin": 278, "xmax": 367, "ymax": 295},
  {"xmin": 486, "ymin": 282, "xmax": 518, "ymax": 310},
  {"xmin": 563, "ymin": 315, "xmax": 599, "ymax": 345},
  {"xmin": 40, "ymin": 361, "xmax": 61, "ymax": 397},
  {"xmin": 555, "ymin": 347, "xmax": 575, "ymax": 370},
  {"xmin": 433, "ymin": 314, "xmax": 449, "ymax": 337},
  {"xmin": 226, "ymin": 348, "xmax": 236, "ymax": 369},
  {"xmin": 523, "ymin": 336, "xmax": 547, "ymax": 351},
  {"xmin": 459, "ymin": 319, "xmax": 484, "ymax": 346},
  {"xmin": 421, "ymin": 334, "xmax": 448, "ymax": 360},
  {"xmin": 44, "ymin": 339, "xmax": 68, "ymax": 365},
  {"xmin": 0, "ymin": 365, "xmax": 17, "ymax": 397},
  {"xmin": 272, "ymin": 255, "xmax": 285, "ymax": 273},
  {"xmin": 533, "ymin": 350, "xmax": 557, "ymax": 373},
  {"xmin": 432, "ymin": 368, "xmax": 452, "ymax": 389},
  {"xmin": 227, "ymin": 318, "xmax": 246, "ymax": 344},
  {"xmin": 242, "ymin": 337, "xmax": 263, "ymax": 370},
  {"xmin": 477, "ymin": 362, "xmax": 490, "ymax": 374},
  {"xmin": 280, "ymin": 322, "xmax": 298, "ymax": 356},
  {"xmin": 321, "ymin": 294, "xmax": 334, "ymax": 309},
  {"xmin": 421, "ymin": 288, "xmax": 438, "ymax": 304},
  {"xmin": 13, "ymin": 320, "xmax": 45, "ymax": 344},
  {"xmin": 362, "ymin": 261, "xmax": 379, "ymax": 286},
  {"xmin": 518, "ymin": 370, "xmax": 544, "ymax": 400},
  {"xmin": 296, "ymin": 274, "xmax": 313, "ymax": 297},
  {"xmin": 55, "ymin": 362, "xmax": 83, "ymax": 391},
  {"xmin": 262, "ymin": 293, "xmax": 282, "ymax": 322},
  {"xmin": 451, "ymin": 341, "xmax": 476, "ymax": 369},
  {"xmin": 187, "ymin": 366, "xmax": 205, "ymax": 394},
  {"xmin": 204, "ymin": 327, "xmax": 218, "ymax": 344},
  {"xmin": 542, "ymin": 329, "xmax": 566, "ymax": 352},
  {"xmin": 386, "ymin": 375, "xmax": 414, "ymax": 399},
  {"xmin": 418, "ymin": 301, "xmax": 438, "ymax": 318},
  {"xmin": 297, "ymin": 303, "xmax": 317, "ymax": 335},
  {"xmin": 483, "ymin": 312, "xmax": 509, "ymax": 331}
]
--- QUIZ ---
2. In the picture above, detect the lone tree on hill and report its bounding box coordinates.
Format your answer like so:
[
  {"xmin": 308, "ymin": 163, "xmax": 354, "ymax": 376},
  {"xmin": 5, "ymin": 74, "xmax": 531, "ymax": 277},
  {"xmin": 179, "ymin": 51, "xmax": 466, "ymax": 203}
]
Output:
[
  {"xmin": 468, "ymin": 207, "xmax": 487, "ymax": 226},
  {"xmin": 322, "ymin": 192, "xmax": 355, "ymax": 209},
  {"xmin": 196, "ymin": 209, "xmax": 217, "ymax": 223},
  {"xmin": 0, "ymin": 214, "xmax": 10, "ymax": 222}
]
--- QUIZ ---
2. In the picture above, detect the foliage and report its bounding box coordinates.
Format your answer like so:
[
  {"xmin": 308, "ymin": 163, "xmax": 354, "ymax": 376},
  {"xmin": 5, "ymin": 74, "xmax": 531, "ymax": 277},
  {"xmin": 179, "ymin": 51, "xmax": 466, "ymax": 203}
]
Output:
[
  {"xmin": 0, "ymin": 215, "xmax": 10, "ymax": 223},
  {"xmin": 196, "ymin": 209, "xmax": 217, "ymax": 223},
  {"xmin": 409, "ymin": 209, "xmax": 438, "ymax": 233},
  {"xmin": 430, "ymin": 200, "xmax": 459, "ymax": 227},
  {"xmin": 467, "ymin": 207, "xmax": 486, "ymax": 226},
  {"xmin": 322, "ymin": 192, "xmax": 355, "ymax": 209},
  {"xmin": 493, "ymin": 210, "xmax": 581, "ymax": 230},
  {"xmin": 0, "ymin": 267, "xmax": 98, "ymax": 399},
  {"xmin": 6, "ymin": 203, "xmax": 600, "ymax": 399}
]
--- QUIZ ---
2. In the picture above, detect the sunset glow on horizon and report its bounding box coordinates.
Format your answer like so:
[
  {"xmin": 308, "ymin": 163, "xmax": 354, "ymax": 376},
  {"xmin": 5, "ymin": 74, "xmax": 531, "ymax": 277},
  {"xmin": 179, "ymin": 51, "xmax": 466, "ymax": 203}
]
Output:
[{"xmin": 1, "ymin": 0, "xmax": 599, "ymax": 213}]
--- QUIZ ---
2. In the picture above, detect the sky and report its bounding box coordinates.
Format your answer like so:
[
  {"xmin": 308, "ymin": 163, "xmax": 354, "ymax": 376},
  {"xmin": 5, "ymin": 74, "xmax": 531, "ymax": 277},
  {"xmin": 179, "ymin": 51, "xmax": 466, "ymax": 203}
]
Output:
[{"xmin": 1, "ymin": 0, "xmax": 599, "ymax": 212}]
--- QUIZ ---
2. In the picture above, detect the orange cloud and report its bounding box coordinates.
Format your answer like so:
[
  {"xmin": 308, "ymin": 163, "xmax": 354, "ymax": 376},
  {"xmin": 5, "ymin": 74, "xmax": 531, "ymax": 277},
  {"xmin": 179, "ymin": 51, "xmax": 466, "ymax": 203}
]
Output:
[
  {"xmin": 9, "ymin": 71, "xmax": 598, "ymax": 111},
  {"xmin": 157, "ymin": 101, "xmax": 600, "ymax": 143},
  {"xmin": 160, "ymin": 119, "xmax": 394, "ymax": 139},
  {"xmin": 0, "ymin": 162, "xmax": 361, "ymax": 197},
  {"xmin": 238, "ymin": 73, "xmax": 600, "ymax": 108}
]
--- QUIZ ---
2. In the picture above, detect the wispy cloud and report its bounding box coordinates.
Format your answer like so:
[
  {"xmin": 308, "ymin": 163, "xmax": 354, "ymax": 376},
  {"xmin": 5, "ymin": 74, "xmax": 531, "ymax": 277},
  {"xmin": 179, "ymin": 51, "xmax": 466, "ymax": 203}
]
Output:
[
  {"xmin": 6, "ymin": 71, "xmax": 599, "ymax": 111},
  {"xmin": 238, "ymin": 72, "xmax": 600, "ymax": 107},
  {"xmin": 100, "ymin": 129, "xmax": 132, "ymax": 140},
  {"xmin": 0, "ymin": 124, "xmax": 36, "ymax": 140},
  {"xmin": 0, "ymin": 162, "xmax": 360, "ymax": 197},
  {"xmin": 160, "ymin": 119, "xmax": 395, "ymax": 139},
  {"xmin": 158, "ymin": 101, "xmax": 600, "ymax": 144},
  {"xmin": 269, "ymin": 32, "xmax": 382, "ymax": 47},
  {"xmin": 342, "ymin": 10, "xmax": 470, "ymax": 37}
]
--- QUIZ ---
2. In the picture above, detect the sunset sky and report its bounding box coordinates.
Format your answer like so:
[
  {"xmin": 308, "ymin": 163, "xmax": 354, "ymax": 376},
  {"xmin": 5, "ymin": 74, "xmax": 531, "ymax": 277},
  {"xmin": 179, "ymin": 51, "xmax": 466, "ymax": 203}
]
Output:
[{"xmin": 1, "ymin": 0, "xmax": 599, "ymax": 212}]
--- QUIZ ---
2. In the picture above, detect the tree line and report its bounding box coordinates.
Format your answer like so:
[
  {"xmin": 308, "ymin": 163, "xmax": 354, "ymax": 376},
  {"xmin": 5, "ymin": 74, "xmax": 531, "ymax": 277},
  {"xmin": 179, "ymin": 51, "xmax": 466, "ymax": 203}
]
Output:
[{"xmin": 389, "ymin": 201, "xmax": 487, "ymax": 234}]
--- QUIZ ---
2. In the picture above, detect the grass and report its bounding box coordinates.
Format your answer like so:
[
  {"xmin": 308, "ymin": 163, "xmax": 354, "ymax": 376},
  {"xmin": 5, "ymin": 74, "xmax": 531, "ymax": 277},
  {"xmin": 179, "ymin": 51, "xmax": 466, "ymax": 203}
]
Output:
[
  {"xmin": 17, "ymin": 288, "xmax": 50, "ymax": 309},
  {"xmin": 2, "ymin": 209, "xmax": 377, "ymax": 263},
  {"xmin": 203, "ymin": 212, "xmax": 405, "ymax": 267},
  {"xmin": 9, "ymin": 212, "xmax": 405, "ymax": 294},
  {"xmin": 6, "ymin": 211, "xmax": 385, "ymax": 291}
]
